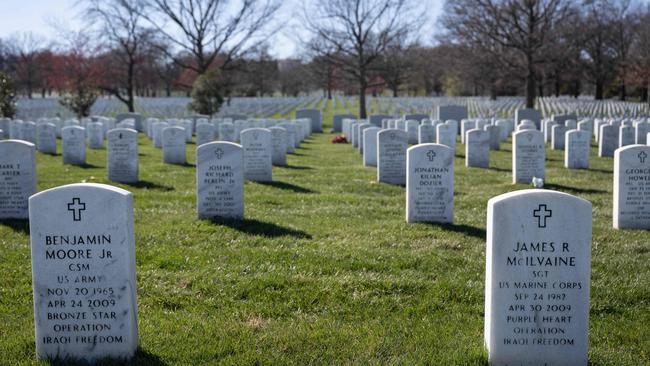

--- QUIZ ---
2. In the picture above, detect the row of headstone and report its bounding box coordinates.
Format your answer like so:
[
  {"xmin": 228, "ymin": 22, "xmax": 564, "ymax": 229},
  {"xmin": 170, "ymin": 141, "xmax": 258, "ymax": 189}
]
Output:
[{"xmin": 25, "ymin": 181, "xmax": 599, "ymax": 364}]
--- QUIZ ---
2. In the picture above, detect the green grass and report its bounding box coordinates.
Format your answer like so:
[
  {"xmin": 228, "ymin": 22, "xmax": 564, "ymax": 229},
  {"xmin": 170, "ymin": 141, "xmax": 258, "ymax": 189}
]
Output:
[{"xmin": 1, "ymin": 103, "xmax": 649, "ymax": 365}]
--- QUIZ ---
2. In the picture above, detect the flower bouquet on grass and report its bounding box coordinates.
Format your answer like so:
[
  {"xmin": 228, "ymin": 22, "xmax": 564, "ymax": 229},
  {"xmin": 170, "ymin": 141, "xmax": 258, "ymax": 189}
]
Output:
[{"xmin": 332, "ymin": 135, "xmax": 348, "ymax": 144}]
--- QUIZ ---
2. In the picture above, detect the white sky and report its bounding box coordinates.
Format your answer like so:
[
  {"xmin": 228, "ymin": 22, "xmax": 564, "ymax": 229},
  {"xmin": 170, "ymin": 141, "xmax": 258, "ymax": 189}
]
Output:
[{"xmin": 0, "ymin": 0, "xmax": 444, "ymax": 58}]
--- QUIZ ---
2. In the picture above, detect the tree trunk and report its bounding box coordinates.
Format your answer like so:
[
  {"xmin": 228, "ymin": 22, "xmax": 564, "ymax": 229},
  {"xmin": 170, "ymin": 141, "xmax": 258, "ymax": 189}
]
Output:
[
  {"xmin": 392, "ymin": 86, "xmax": 398, "ymax": 98},
  {"xmin": 554, "ymin": 74, "xmax": 560, "ymax": 97},
  {"xmin": 647, "ymin": 80, "xmax": 650, "ymax": 111},
  {"xmin": 525, "ymin": 65, "xmax": 536, "ymax": 109},
  {"xmin": 359, "ymin": 84, "xmax": 367, "ymax": 119},
  {"xmin": 595, "ymin": 80, "xmax": 604, "ymax": 100},
  {"xmin": 620, "ymin": 83, "xmax": 626, "ymax": 101}
]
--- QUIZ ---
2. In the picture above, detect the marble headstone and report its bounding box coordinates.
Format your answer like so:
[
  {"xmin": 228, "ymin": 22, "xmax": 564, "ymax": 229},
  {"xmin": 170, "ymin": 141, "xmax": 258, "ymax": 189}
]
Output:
[
  {"xmin": 377, "ymin": 129, "xmax": 407, "ymax": 185},
  {"xmin": 162, "ymin": 126, "xmax": 186, "ymax": 165},
  {"xmin": 269, "ymin": 127, "xmax": 287, "ymax": 166},
  {"xmin": 62, "ymin": 126, "xmax": 86, "ymax": 165},
  {"xmin": 613, "ymin": 145, "xmax": 650, "ymax": 229},
  {"xmin": 107, "ymin": 128, "xmax": 139, "ymax": 183},
  {"xmin": 37, "ymin": 123, "xmax": 57, "ymax": 155},
  {"xmin": 565, "ymin": 130, "xmax": 590, "ymax": 169},
  {"xmin": 406, "ymin": 143, "xmax": 454, "ymax": 223},
  {"xmin": 241, "ymin": 128, "xmax": 272, "ymax": 182},
  {"xmin": 362, "ymin": 127, "xmax": 381, "ymax": 167},
  {"xmin": 436, "ymin": 123, "xmax": 456, "ymax": 151},
  {"xmin": 29, "ymin": 183, "xmax": 138, "ymax": 362},
  {"xmin": 466, "ymin": 129, "xmax": 490, "ymax": 168},
  {"xmin": 196, "ymin": 123, "xmax": 215, "ymax": 147},
  {"xmin": 418, "ymin": 124, "xmax": 436, "ymax": 144},
  {"xmin": 512, "ymin": 130, "xmax": 545, "ymax": 184},
  {"xmin": 485, "ymin": 189, "xmax": 591, "ymax": 366},
  {"xmin": 196, "ymin": 142, "xmax": 244, "ymax": 219},
  {"xmin": 87, "ymin": 122, "xmax": 104, "ymax": 149},
  {"xmin": 0, "ymin": 140, "xmax": 37, "ymax": 219}
]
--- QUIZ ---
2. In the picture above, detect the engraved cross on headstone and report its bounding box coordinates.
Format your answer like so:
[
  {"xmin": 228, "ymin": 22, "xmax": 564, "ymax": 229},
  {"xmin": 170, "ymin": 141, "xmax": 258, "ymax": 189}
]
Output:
[
  {"xmin": 533, "ymin": 204, "xmax": 552, "ymax": 228},
  {"xmin": 67, "ymin": 197, "xmax": 86, "ymax": 222},
  {"xmin": 427, "ymin": 150, "xmax": 436, "ymax": 161},
  {"xmin": 215, "ymin": 148, "xmax": 224, "ymax": 159},
  {"xmin": 639, "ymin": 151, "xmax": 647, "ymax": 163}
]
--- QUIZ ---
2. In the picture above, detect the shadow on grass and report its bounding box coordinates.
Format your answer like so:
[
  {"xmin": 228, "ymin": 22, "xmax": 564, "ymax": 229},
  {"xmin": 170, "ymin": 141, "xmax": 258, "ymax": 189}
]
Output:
[
  {"xmin": 588, "ymin": 168, "xmax": 612, "ymax": 174},
  {"xmin": 175, "ymin": 162, "xmax": 196, "ymax": 168},
  {"xmin": 291, "ymin": 152, "xmax": 306, "ymax": 156},
  {"xmin": 544, "ymin": 183, "xmax": 607, "ymax": 194},
  {"xmin": 72, "ymin": 163, "xmax": 102, "ymax": 169},
  {"xmin": 489, "ymin": 166, "xmax": 511, "ymax": 172},
  {"xmin": 208, "ymin": 217, "xmax": 312, "ymax": 239},
  {"xmin": 282, "ymin": 164, "xmax": 313, "ymax": 170},
  {"xmin": 0, "ymin": 219, "xmax": 29, "ymax": 234},
  {"xmin": 425, "ymin": 222, "xmax": 486, "ymax": 240},
  {"xmin": 255, "ymin": 180, "xmax": 317, "ymax": 194},
  {"xmin": 45, "ymin": 347, "xmax": 168, "ymax": 366},
  {"xmin": 122, "ymin": 180, "xmax": 174, "ymax": 191}
]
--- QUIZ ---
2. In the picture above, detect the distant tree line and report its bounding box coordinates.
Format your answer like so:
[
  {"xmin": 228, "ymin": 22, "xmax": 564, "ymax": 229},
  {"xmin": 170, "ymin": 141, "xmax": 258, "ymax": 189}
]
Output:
[{"xmin": 0, "ymin": 0, "xmax": 649, "ymax": 118}]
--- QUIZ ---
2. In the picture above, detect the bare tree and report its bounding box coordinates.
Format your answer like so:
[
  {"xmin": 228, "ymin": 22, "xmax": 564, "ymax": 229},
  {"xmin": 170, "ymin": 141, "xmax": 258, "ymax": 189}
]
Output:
[
  {"xmin": 630, "ymin": 5, "xmax": 650, "ymax": 109},
  {"xmin": 580, "ymin": 0, "xmax": 619, "ymax": 100},
  {"xmin": 81, "ymin": 0, "xmax": 153, "ymax": 112},
  {"xmin": 6, "ymin": 32, "xmax": 48, "ymax": 98},
  {"xmin": 138, "ymin": 0, "xmax": 281, "ymax": 76},
  {"xmin": 303, "ymin": 0, "xmax": 421, "ymax": 118},
  {"xmin": 609, "ymin": 0, "xmax": 638, "ymax": 100},
  {"xmin": 442, "ymin": 0, "xmax": 572, "ymax": 108},
  {"xmin": 377, "ymin": 38, "xmax": 417, "ymax": 97}
]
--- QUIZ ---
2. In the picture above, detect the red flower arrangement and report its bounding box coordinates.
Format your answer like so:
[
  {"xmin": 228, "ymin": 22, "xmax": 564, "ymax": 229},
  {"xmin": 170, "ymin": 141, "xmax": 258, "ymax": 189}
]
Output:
[{"xmin": 331, "ymin": 135, "xmax": 348, "ymax": 144}]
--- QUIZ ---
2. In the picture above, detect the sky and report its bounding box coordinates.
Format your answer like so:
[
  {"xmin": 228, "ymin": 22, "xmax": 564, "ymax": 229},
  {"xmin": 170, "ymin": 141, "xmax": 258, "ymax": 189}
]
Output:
[{"xmin": 0, "ymin": 0, "xmax": 443, "ymax": 59}]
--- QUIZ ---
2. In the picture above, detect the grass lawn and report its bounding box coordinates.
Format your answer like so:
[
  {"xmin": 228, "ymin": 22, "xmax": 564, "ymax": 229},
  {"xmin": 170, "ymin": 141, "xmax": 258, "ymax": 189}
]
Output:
[{"xmin": 1, "ymin": 104, "xmax": 649, "ymax": 365}]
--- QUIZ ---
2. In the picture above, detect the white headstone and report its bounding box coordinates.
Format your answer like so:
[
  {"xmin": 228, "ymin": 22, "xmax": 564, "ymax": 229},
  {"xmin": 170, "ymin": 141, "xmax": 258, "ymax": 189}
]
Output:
[
  {"xmin": 377, "ymin": 129, "xmax": 407, "ymax": 185},
  {"xmin": 512, "ymin": 130, "xmax": 545, "ymax": 184},
  {"xmin": 37, "ymin": 123, "xmax": 57, "ymax": 155},
  {"xmin": 515, "ymin": 109, "xmax": 542, "ymax": 129},
  {"xmin": 466, "ymin": 129, "xmax": 490, "ymax": 168},
  {"xmin": 241, "ymin": 128, "xmax": 272, "ymax": 182},
  {"xmin": 107, "ymin": 128, "xmax": 139, "ymax": 183},
  {"xmin": 436, "ymin": 123, "xmax": 456, "ymax": 151},
  {"xmin": 598, "ymin": 124, "xmax": 618, "ymax": 157},
  {"xmin": 296, "ymin": 109, "xmax": 322, "ymax": 133},
  {"xmin": 87, "ymin": 122, "xmax": 104, "ymax": 149},
  {"xmin": 635, "ymin": 121, "xmax": 648, "ymax": 145},
  {"xmin": 418, "ymin": 124, "xmax": 436, "ymax": 144},
  {"xmin": 162, "ymin": 126, "xmax": 186, "ymax": 165},
  {"xmin": 218, "ymin": 122, "xmax": 235, "ymax": 142},
  {"xmin": 619, "ymin": 125, "xmax": 635, "ymax": 148},
  {"xmin": 613, "ymin": 144, "xmax": 650, "ymax": 229},
  {"xmin": 565, "ymin": 130, "xmax": 590, "ymax": 169},
  {"xmin": 485, "ymin": 124, "xmax": 501, "ymax": 150},
  {"xmin": 196, "ymin": 142, "xmax": 244, "ymax": 219},
  {"xmin": 269, "ymin": 127, "xmax": 287, "ymax": 166},
  {"xmin": 21, "ymin": 121, "xmax": 37, "ymax": 143},
  {"xmin": 437, "ymin": 106, "xmax": 467, "ymax": 129},
  {"xmin": 551, "ymin": 125, "xmax": 567, "ymax": 150},
  {"xmin": 0, "ymin": 140, "xmax": 37, "ymax": 219},
  {"xmin": 485, "ymin": 189, "xmax": 591, "ymax": 366},
  {"xmin": 461, "ymin": 120, "xmax": 476, "ymax": 144},
  {"xmin": 333, "ymin": 114, "xmax": 355, "ymax": 132},
  {"xmin": 29, "ymin": 183, "xmax": 138, "ymax": 362},
  {"xmin": 62, "ymin": 126, "xmax": 86, "ymax": 165},
  {"xmin": 363, "ymin": 127, "xmax": 381, "ymax": 167},
  {"xmin": 406, "ymin": 143, "xmax": 454, "ymax": 223},
  {"xmin": 405, "ymin": 120, "xmax": 419, "ymax": 144},
  {"xmin": 196, "ymin": 123, "xmax": 215, "ymax": 147},
  {"xmin": 152, "ymin": 122, "xmax": 168, "ymax": 148}
]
